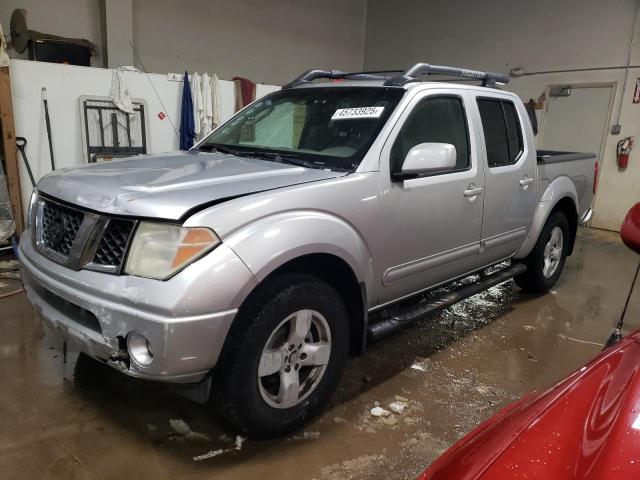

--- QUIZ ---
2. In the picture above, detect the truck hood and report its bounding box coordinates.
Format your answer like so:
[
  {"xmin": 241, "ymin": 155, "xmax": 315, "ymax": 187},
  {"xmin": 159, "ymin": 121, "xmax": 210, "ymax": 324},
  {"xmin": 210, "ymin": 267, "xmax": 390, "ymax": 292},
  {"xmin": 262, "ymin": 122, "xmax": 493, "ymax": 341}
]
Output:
[{"xmin": 36, "ymin": 151, "xmax": 345, "ymax": 220}]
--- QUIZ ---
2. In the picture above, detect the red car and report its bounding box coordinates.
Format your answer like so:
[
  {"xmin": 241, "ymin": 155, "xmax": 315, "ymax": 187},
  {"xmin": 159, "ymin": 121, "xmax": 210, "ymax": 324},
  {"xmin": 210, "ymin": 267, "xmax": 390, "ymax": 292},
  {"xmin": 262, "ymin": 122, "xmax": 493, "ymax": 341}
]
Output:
[{"xmin": 420, "ymin": 203, "xmax": 640, "ymax": 480}]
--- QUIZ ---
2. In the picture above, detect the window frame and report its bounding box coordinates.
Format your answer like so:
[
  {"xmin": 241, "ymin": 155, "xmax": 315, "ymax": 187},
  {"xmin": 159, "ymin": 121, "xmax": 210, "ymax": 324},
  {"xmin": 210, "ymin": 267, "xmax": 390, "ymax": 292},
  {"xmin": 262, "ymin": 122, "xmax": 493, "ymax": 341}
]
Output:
[
  {"xmin": 476, "ymin": 97, "xmax": 524, "ymax": 168},
  {"xmin": 390, "ymin": 94, "xmax": 472, "ymax": 181}
]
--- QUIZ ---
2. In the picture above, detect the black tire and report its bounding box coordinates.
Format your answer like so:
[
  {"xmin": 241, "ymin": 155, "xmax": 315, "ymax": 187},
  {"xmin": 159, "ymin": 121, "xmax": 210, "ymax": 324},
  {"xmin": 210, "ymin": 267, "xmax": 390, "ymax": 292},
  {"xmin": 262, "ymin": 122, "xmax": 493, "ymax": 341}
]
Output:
[
  {"xmin": 515, "ymin": 211, "xmax": 570, "ymax": 293},
  {"xmin": 212, "ymin": 273, "xmax": 350, "ymax": 439}
]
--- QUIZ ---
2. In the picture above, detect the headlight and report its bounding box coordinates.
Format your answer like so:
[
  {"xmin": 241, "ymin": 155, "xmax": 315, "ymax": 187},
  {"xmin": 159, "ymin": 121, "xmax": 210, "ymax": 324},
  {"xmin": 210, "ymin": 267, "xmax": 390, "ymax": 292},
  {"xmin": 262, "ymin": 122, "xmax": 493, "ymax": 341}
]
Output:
[
  {"xmin": 27, "ymin": 189, "xmax": 38, "ymax": 229},
  {"xmin": 124, "ymin": 222, "xmax": 220, "ymax": 280}
]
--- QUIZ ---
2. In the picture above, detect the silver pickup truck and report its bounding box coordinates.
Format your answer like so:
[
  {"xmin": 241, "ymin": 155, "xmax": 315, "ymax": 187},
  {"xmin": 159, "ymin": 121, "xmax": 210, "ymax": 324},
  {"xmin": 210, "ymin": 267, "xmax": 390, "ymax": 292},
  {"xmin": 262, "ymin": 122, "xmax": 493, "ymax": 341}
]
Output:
[{"xmin": 19, "ymin": 63, "xmax": 596, "ymax": 438}]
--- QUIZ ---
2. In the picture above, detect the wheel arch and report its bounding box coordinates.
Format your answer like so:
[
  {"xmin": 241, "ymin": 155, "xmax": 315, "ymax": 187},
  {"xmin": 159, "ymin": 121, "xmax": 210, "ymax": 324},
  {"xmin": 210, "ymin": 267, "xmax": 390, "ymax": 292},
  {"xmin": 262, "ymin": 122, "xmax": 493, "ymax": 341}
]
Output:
[
  {"xmin": 260, "ymin": 253, "xmax": 367, "ymax": 355},
  {"xmin": 515, "ymin": 178, "xmax": 579, "ymax": 259},
  {"xmin": 219, "ymin": 252, "xmax": 368, "ymax": 365},
  {"xmin": 550, "ymin": 197, "xmax": 578, "ymax": 255}
]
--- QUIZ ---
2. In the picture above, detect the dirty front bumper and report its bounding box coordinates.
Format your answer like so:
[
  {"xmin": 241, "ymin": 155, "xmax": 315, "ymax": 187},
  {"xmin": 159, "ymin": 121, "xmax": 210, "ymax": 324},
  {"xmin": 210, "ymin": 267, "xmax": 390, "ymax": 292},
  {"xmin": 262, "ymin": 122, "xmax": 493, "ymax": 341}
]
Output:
[{"xmin": 19, "ymin": 232, "xmax": 258, "ymax": 383}]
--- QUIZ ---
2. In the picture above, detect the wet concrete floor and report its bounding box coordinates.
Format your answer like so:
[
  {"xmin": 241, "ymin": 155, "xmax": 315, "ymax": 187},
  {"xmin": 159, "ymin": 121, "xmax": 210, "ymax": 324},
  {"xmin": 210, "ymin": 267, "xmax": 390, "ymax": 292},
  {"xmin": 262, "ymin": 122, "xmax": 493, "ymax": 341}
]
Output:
[{"xmin": 1, "ymin": 227, "xmax": 639, "ymax": 479}]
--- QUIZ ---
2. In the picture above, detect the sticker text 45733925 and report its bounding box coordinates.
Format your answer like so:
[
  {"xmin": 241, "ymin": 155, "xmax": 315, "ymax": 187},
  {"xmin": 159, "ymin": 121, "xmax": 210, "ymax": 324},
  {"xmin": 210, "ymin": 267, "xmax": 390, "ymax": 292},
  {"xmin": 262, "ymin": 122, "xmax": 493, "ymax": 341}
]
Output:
[{"xmin": 331, "ymin": 107, "xmax": 385, "ymax": 120}]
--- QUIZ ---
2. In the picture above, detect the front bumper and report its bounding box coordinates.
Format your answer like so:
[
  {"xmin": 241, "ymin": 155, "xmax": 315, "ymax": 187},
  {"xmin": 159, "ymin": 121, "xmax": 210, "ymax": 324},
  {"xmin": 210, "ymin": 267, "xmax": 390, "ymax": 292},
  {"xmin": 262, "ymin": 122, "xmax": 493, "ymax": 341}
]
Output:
[{"xmin": 19, "ymin": 232, "xmax": 258, "ymax": 383}]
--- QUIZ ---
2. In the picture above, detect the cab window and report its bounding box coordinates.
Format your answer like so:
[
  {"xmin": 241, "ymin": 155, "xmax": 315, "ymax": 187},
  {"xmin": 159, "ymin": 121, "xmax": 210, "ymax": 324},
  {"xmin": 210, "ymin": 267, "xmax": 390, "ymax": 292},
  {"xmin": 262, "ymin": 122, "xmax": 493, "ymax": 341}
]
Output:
[
  {"xmin": 390, "ymin": 96, "xmax": 470, "ymax": 177},
  {"xmin": 477, "ymin": 99, "xmax": 523, "ymax": 167}
]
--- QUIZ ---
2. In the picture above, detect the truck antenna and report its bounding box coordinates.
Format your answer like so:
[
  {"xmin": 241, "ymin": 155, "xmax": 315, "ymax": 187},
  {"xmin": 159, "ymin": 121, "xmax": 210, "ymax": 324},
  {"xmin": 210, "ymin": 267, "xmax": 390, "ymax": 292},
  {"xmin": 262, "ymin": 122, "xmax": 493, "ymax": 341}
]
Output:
[{"xmin": 604, "ymin": 260, "xmax": 640, "ymax": 349}]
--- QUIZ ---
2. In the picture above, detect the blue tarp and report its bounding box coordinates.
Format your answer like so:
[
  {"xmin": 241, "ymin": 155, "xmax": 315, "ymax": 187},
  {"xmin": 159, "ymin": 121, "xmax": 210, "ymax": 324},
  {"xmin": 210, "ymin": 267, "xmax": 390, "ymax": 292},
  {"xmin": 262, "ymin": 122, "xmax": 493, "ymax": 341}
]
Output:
[{"xmin": 179, "ymin": 71, "xmax": 196, "ymax": 150}]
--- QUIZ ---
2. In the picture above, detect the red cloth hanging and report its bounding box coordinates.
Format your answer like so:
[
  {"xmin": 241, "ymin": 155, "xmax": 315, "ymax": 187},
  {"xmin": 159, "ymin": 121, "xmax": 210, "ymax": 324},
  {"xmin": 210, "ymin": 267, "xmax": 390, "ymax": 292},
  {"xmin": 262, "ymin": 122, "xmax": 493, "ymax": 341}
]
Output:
[{"xmin": 232, "ymin": 77, "xmax": 256, "ymax": 111}]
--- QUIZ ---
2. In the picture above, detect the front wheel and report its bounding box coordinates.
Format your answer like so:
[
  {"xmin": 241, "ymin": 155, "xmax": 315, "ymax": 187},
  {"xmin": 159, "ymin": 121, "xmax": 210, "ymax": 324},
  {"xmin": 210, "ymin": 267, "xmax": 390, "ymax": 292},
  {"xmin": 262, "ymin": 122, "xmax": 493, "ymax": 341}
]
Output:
[
  {"xmin": 515, "ymin": 211, "xmax": 569, "ymax": 292},
  {"xmin": 213, "ymin": 273, "xmax": 350, "ymax": 439}
]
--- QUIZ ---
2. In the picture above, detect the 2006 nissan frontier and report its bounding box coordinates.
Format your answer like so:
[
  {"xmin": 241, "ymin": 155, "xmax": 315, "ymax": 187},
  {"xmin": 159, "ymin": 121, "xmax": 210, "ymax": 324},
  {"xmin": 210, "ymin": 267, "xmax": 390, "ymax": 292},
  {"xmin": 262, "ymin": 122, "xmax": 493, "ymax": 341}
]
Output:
[{"xmin": 20, "ymin": 63, "xmax": 597, "ymax": 438}]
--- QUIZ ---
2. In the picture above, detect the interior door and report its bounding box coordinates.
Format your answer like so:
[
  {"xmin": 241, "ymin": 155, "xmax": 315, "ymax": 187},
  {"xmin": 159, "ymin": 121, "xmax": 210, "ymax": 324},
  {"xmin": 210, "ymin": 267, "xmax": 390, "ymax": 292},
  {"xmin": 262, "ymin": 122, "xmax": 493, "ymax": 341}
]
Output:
[
  {"xmin": 475, "ymin": 96, "xmax": 537, "ymax": 266},
  {"xmin": 376, "ymin": 91, "xmax": 484, "ymax": 306},
  {"xmin": 539, "ymin": 84, "xmax": 612, "ymax": 157},
  {"xmin": 538, "ymin": 84, "xmax": 615, "ymax": 230}
]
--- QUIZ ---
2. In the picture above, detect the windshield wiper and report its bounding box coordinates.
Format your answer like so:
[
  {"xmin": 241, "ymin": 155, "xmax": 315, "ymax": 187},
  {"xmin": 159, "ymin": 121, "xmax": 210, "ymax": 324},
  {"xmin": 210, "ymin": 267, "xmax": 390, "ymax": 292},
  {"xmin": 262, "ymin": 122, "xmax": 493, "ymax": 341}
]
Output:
[
  {"xmin": 253, "ymin": 152, "xmax": 318, "ymax": 168},
  {"xmin": 200, "ymin": 144, "xmax": 347, "ymax": 172},
  {"xmin": 248, "ymin": 151, "xmax": 346, "ymax": 171},
  {"xmin": 199, "ymin": 145, "xmax": 303, "ymax": 165},
  {"xmin": 198, "ymin": 143, "xmax": 242, "ymax": 156}
]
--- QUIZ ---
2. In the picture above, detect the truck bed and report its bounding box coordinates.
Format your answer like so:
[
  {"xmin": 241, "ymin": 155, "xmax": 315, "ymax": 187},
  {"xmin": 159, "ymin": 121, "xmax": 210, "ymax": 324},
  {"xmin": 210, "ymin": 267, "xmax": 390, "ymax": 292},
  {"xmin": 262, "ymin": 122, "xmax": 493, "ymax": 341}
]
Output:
[
  {"xmin": 536, "ymin": 150, "xmax": 596, "ymax": 221},
  {"xmin": 536, "ymin": 150, "xmax": 596, "ymax": 164}
]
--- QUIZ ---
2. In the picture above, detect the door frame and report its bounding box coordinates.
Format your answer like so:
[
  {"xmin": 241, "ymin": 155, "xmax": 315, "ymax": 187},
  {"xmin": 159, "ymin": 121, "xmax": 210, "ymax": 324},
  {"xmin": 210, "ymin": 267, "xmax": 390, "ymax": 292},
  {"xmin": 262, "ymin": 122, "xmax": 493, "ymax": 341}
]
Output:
[
  {"xmin": 536, "ymin": 82, "xmax": 617, "ymax": 222},
  {"xmin": 537, "ymin": 82, "xmax": 617, "ymax": 155}
]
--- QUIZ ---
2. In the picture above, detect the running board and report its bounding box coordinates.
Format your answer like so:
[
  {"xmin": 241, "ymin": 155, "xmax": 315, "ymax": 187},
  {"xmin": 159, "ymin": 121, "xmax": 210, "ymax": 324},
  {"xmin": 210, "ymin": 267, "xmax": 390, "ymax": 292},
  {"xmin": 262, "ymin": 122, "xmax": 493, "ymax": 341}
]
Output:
[{"xmin": 367, "ymin": 263, "xmax": 527, "ymax": 343}]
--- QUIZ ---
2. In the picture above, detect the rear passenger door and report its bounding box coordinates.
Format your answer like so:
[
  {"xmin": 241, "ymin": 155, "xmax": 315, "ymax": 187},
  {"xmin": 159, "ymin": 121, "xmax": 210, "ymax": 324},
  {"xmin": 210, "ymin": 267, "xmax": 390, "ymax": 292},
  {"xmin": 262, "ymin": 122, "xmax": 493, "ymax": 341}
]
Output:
[{"xmin": 474, "ymin": 96, "xmax": 536, "ymax": 266}]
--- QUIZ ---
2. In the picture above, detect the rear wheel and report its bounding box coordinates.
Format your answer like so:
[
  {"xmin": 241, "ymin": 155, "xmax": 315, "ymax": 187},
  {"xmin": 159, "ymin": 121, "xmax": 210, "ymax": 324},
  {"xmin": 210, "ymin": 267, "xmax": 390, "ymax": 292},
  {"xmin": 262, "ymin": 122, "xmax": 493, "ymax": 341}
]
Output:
[
  {"xmin": 213, "ymin": 273, "xmax": 350, "ymax": 439},
  {"xmin": 515, "ymin": 211, "xmax": 569, "ymax": 292}
]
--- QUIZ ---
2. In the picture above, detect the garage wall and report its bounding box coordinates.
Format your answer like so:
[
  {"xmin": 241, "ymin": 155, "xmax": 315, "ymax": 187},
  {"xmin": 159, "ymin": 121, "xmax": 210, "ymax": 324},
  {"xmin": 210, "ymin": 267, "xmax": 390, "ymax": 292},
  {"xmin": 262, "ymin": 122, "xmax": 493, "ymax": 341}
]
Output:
[
  {"xmin": 9, "ymin": 59, "xmax": 279, "ymax": 217},
  {"xmin": 364, "ymin": 0, "xmax": 640, "ymax": 231},
  {"xmin": 0, "ymin": 0, "xmax": 103, "ymax": 66},
  {"xmin": 131, "ymin": 0, "xmax": 367, "ymax": 85},
  {"xmin": 1, "ymin": 0, "xmax": 366, "ymax": 85},
  {"xmin": 507, "ymin": 69, "xmax": 640, "ymax": 232},
  {"xmin": 364, "ymin": 0, "xmax": 640, "ymax": 72}
]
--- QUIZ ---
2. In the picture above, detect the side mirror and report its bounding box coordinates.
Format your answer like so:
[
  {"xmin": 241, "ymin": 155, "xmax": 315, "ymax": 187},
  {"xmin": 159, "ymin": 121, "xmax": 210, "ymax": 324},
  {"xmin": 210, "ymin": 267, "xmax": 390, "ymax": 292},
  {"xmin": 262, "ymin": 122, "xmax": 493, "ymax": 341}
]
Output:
[{"xmin": 401, "ymin": 143, "xmax": 457, "ymax": 177}]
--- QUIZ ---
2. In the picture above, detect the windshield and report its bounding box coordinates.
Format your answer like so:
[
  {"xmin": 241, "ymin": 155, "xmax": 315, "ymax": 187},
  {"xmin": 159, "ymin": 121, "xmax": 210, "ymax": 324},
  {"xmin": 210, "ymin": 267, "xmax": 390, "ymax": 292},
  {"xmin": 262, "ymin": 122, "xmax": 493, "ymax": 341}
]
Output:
[{"xmin": 200, "ymin": 86, "xmax": 404, "ymax": 171}]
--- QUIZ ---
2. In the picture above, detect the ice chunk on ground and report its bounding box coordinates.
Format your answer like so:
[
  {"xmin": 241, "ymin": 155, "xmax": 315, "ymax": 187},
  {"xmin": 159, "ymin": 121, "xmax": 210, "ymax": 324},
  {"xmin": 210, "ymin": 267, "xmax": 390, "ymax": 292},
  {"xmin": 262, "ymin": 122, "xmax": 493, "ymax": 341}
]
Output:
[
  {"xmin": 389, "ymin": 401, "xmax": 407, "ymax": 415},
  {"xmin": 235, "ymin": 435, "xmax": 246, "ymax": 450},
  {"xmin": 169, "ymin": 419, "xmax": 191, "ymax": 435},
  {"xmin": 410, "ymin": 357, "xmax": 430, "ymax": 371},
  {"xmin": 193, "ymin": 449, "xmax": 224, "ymax": 461},
  {"xmin": 370, "ymin": 406, "xmax": 392, "ymax": 417},
  {"xmin": 168, "ymin": 419, "xmax": 210, "ymax": 442}
]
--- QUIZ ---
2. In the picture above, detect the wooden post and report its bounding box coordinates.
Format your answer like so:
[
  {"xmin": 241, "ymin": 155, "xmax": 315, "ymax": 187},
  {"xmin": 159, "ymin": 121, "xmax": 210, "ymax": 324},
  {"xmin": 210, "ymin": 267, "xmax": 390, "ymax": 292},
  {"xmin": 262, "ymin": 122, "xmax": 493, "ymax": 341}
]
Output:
[{"xmin": 0, "ymin": 65, "xmax": 23, "ymax": 235}]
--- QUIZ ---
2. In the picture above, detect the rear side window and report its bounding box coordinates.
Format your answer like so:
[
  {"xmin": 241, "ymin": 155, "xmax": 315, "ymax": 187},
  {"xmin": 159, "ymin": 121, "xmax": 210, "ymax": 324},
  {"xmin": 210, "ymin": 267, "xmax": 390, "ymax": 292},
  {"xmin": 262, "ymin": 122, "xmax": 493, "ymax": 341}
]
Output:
[
  {"xmin": 503, "ymin": 102, "xmax": 523, "ymax": 161},
  {"xmin": 391, "ymin": 96, "xmax": 470, "ymax": 176},
  {"xmin": 477, "ymin": 99, "xmax": 523, "ymax": 167}
]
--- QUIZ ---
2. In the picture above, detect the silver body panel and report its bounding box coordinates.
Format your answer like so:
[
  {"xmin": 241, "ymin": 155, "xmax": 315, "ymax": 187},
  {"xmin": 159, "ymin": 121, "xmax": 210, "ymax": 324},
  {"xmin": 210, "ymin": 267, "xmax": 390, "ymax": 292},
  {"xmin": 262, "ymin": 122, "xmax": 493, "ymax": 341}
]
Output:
[
  {"xmin": 20, "ymin": 81, "xmax": 595, "ymax": 383},
  {"xmin": 36, "ymin": 152, "xmax": 344, "ymax": 220}
]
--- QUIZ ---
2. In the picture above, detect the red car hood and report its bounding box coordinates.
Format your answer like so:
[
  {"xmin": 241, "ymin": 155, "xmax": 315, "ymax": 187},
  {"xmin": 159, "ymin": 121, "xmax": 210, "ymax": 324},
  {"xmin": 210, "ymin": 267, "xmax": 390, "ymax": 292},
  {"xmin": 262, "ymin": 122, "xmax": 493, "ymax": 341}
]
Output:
[{"xmin": 420, "ymin": 331, "xmax": 640, "ymax": 480}]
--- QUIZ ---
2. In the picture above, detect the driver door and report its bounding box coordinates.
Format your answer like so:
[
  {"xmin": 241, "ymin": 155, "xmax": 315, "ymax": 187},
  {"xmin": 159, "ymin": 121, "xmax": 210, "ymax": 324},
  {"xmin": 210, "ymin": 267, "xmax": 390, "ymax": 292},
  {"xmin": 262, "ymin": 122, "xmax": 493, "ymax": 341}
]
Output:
[{"xmin": 376, "ymin": 90, "xmax": 484, "ymax": 305}]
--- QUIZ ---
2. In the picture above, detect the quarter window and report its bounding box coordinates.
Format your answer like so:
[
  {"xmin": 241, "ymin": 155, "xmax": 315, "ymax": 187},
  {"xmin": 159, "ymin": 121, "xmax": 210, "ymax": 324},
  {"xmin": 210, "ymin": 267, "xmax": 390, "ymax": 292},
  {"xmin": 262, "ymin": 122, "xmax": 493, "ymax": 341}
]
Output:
[
  {"xmin": 391, "ymin": 96, "xmax": 470, "ymax": 176},
  {"xmin": 477, "ymin": 99, "xmax": 523, "ymax": 167}
]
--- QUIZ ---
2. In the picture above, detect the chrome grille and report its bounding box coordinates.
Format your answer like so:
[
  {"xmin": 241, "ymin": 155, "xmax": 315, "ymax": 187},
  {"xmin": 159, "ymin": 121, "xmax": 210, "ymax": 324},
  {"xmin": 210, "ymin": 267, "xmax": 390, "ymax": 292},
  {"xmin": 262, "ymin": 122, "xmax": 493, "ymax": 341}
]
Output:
[
  {"xmin": 92, "ymin": 219, "xmax": 135, "ymax": 268},
  {"xmin": 35, "ymin": 196, "xmax": 137, "ymax": 274},
  {"xmin": 41, "ymin": 200, "xmax": 84, "ymax": 257}
]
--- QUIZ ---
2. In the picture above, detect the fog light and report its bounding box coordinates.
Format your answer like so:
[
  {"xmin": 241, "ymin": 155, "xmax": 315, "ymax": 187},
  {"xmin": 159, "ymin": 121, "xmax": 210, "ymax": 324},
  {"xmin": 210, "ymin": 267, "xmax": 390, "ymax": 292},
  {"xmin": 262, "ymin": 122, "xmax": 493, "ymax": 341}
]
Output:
[{"xmin": 127, "ymin": 332, "xmax": 154, "ymax": 367}]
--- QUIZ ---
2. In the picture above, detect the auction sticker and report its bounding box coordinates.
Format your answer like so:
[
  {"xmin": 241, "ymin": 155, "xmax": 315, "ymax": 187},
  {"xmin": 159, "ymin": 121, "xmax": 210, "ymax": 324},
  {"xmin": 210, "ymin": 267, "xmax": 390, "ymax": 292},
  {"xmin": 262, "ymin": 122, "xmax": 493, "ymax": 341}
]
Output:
[{"xmin": 331, "ymin": 106, "xmax": 384, "ymax": 120}]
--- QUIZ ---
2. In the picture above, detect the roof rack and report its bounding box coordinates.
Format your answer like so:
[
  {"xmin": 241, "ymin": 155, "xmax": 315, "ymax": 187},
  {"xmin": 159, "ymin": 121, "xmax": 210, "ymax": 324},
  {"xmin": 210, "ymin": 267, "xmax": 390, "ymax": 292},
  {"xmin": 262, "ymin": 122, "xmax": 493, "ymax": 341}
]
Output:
[
  {"xmin": 282, "ymin": 64, "xmax": 509, "ymax": 89},
  {"xmin": 383, "ymin": 63, "xmax": 509, "ymax": 87},
  {"xmin": 282, "ymin": 69, "xmax": 396, "ymax": 89}
]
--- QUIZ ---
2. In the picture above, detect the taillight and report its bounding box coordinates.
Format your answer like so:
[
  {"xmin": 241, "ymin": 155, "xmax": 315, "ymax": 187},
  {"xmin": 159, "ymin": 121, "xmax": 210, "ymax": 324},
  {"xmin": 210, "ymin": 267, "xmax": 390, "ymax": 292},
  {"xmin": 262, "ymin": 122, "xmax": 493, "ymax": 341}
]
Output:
[{"xmin": 594, "ymin": 161, "xmax": 599, "ymax": 194}]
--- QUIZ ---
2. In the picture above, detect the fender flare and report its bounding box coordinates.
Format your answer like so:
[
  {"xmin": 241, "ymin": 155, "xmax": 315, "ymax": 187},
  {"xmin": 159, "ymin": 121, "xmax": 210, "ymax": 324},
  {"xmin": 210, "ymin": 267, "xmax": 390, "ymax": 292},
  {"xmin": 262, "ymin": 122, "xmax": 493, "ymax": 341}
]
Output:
[
  {"xmin": 223, "ymin": 210, "xmax": 374, "ymax": 296},
  {"xmin": 514, "ymin": 176, "xmax": 578, "ymax": 260}
]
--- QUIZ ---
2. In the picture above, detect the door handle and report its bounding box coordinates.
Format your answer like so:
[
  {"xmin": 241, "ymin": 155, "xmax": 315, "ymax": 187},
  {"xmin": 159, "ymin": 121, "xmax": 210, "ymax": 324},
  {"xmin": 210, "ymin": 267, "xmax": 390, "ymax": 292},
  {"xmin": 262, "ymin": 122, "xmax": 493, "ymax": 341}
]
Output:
[
  {"xmin": 519, "ymin": 176, "xmax": 534, "ymax": 187},
  {"xmin": 463, "ymin": 186, "xmax": 484, "ymax": 197}
]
